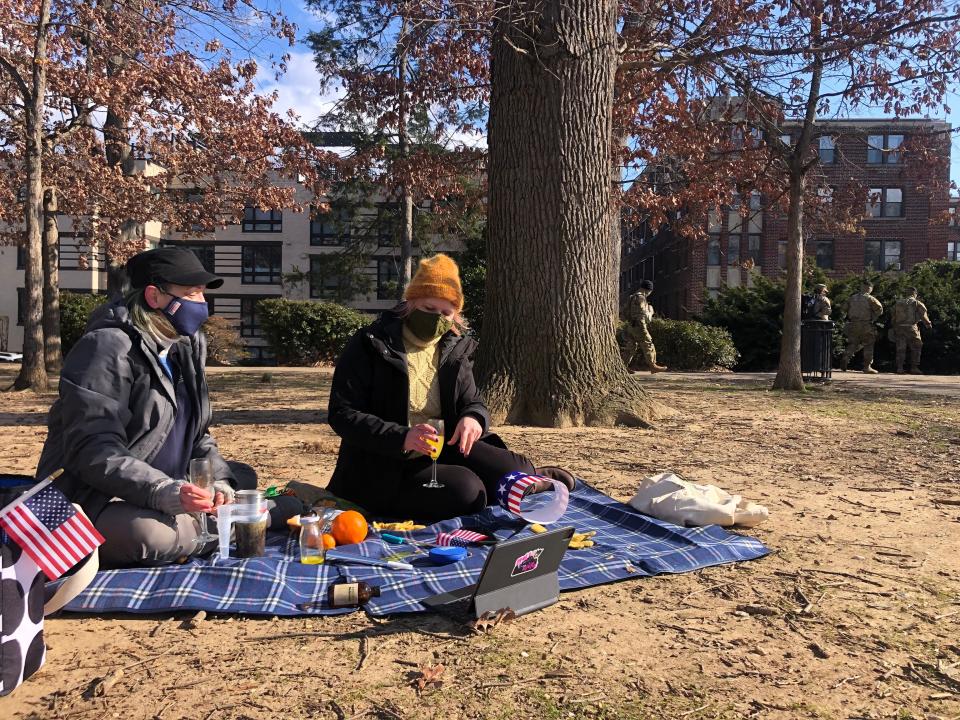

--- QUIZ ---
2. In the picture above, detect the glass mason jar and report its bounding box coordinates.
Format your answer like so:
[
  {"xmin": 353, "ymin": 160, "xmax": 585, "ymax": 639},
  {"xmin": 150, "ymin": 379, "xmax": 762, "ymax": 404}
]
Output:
[{"xmin": 299, "ymin": 516, "xmax": 325, "ymax": 565}]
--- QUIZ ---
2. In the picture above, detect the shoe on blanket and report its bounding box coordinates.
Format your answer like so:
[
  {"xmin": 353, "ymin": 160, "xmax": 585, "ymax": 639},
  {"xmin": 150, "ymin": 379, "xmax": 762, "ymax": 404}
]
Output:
[{"xmin": 533, "ymin": 466, "xmax": 576, "ymax": 492}]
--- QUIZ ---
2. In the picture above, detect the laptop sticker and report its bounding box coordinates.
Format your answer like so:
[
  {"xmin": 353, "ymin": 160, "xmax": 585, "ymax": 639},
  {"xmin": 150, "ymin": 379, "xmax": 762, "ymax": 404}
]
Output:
[{"xmin": 511, "ymin": 548, "xmax": 544, "ymax": 577}]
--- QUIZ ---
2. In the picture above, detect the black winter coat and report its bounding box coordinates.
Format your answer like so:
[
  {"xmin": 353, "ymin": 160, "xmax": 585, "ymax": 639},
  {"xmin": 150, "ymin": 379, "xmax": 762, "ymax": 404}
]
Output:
[{"xmin": 327, "ymin": 311, "xmax": 491, "ymax": 513}]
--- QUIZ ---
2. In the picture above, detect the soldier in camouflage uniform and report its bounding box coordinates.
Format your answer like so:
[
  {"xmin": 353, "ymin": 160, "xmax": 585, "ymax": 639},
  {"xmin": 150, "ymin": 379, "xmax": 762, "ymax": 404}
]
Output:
[
  {"xmin": 811, "ymin": 284, "xmax": 832, "ymax": 320},
  {"xmin": 890, "ymin": 287, "xmax": 931, "ymax": 374},
  {"xmin": 841, "ymin": 281, "xmax": 883, "ymax": 374},
  {"xmin": 621, "ymin": 279, "xmax": 667, "ymax": 373}
]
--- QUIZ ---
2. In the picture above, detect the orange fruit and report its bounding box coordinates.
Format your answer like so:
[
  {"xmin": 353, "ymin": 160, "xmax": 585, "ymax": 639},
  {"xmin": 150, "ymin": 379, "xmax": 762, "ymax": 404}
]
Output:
[
  {"xmin": 331, "ymin": 510, "xmax": 368, "ymax": 545},
  {"xmin": 321, "ymin": 533, "xmax": 336, "ymax": 550}
]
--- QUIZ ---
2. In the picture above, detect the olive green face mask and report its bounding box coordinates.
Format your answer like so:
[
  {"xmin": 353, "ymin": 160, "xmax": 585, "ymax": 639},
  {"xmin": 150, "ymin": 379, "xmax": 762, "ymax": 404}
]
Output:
[{"xmin": 406, "ymin": 309, "xmax": 453, "ymax": 342}]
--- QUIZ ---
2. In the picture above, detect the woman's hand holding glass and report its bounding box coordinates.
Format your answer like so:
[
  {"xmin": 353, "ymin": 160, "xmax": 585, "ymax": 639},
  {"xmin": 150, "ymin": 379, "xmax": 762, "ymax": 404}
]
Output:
[
  {"xmin": 403, "ymin": 423, "xmax": 440, "ymax": 456},
  {"xmin": 179, "ymin": 483, "xmax": 225, "ymax": 513}
]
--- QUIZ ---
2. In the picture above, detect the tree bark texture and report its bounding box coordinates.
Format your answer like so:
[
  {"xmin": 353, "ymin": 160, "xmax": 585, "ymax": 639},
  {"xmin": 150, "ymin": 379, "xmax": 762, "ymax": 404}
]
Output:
[
  {"xmin": 773, "ymin": 174, "xmax": 805, "ymax": 390},
  {"xmin": 103, "ymin": 106, "xmax": 136, "ymax": 298},
  {"xmin": 13, "ymin": 0, "xmax": 52, "ymax": 391},
  {"xmin": 478, "ymin": 0, "xmax": 654, "ymax": 427},
  {"xmin": 42, "ymin": 188, "xmax": 62, "ymax": 374}
]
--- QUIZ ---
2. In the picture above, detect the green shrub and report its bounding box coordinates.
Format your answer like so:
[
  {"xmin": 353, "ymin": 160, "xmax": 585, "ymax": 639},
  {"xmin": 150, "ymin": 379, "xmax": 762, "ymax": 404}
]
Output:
[
  {"xmin": 60, "ymin": 291, "xmax": 108, "ymax": 357},
  {"xmin": 257, "ymin": 298, "xmax": 371, "ymax": 365},
  {"xmin": 828, "ymin": 261, "xmax": 960, "ymax": 374},
  {"xmin": 643, "ymin": 318, "xmax": 739, "ymax": 370},
  {"xmin": 698, "ymin": 261, "xmax": 960, "ymax": 373}
]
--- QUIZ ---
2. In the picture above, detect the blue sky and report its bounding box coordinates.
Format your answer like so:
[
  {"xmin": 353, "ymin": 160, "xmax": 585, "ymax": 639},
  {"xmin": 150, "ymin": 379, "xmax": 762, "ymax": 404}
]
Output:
[{"xmin": 252, "ymin": 2, "xmax": 960, "ymax": 191}]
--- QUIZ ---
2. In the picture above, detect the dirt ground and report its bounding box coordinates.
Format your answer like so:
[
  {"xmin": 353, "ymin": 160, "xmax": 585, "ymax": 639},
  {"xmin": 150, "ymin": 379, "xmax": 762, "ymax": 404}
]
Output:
[{"xmin": 1, "ymin": 366, "xmax": 959, "ymax": 720}]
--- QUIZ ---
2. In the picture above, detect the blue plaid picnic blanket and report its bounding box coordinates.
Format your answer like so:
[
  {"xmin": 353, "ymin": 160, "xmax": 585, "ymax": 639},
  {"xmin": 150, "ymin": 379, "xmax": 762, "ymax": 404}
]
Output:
[{"xmin": 60, "ymin": 482, "xmax": 769, "ymax": 616}]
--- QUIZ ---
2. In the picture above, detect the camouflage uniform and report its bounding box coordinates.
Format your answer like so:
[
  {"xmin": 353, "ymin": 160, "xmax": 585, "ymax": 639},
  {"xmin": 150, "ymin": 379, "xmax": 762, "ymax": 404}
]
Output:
[
  {"xmin": 890, "ymin": 295, "xmax": 931, "ymax": 374},
  {"xmin": 842, "ymin": 291, "xmax": 883, "ymax": 373},
  {"xmin": 621, "ymin": 291, "xmax": 662, "ymax": 371},
  {"xmin": 811, "ymin": 292, "xmax": 832, "ymax": 321}
]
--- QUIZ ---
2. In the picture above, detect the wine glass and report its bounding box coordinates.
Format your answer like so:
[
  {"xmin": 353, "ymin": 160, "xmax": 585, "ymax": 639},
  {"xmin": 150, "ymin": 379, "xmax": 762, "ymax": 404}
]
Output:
[
  {"xmin": 422, "ymin": 419, "xmax": 445, "ymax": 489},
  {"xmin": 189, "ymin": 458, "xmax": 218, "ymax": 544}
]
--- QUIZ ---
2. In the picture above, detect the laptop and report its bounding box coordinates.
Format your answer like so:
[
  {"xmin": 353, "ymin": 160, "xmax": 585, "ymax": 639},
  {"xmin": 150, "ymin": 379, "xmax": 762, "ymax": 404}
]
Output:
[{"xmin": 422, "ymin": 526, "xmax": 575, "ymax": 619}]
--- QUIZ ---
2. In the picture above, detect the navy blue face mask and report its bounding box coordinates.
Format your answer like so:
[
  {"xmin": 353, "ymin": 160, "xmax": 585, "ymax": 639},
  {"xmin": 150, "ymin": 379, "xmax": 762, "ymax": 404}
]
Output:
[{"xmin": 162, "ymin": 294, "xmax": 209, "ymax": 336}]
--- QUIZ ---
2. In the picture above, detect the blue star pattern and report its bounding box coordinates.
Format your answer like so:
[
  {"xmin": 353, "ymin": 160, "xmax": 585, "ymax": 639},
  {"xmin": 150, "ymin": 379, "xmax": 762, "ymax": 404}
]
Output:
[{"xmin": 25, "ymin": 485, "xmax": 75, "ymax": 531}]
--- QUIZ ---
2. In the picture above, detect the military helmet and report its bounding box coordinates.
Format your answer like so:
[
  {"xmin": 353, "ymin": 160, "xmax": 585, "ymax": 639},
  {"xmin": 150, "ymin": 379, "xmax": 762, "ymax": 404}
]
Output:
[
  {"xmin": 814, "ymin": 283, "xmax": 827, "ymax": 292},
  {"xmin": 639, "ymin": 280, "xmax": 654, "ymax": 291}
]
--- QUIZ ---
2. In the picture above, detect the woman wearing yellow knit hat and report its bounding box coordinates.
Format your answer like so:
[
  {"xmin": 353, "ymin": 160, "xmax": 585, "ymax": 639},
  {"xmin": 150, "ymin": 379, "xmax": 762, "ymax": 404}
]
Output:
[{"xmin": 326, "ymin": 254, "xmax": 573, "ymax": 522}]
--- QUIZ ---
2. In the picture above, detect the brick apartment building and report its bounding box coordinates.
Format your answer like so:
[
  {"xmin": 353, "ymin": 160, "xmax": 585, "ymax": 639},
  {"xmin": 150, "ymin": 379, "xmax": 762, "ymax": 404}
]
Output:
[{"xmin": 620, "ymin": 118, "xmax": 954, "ymax": 319}]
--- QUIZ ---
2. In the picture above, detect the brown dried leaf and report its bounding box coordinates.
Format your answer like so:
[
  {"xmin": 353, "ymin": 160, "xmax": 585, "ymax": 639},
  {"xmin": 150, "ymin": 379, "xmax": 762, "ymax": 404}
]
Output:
[
  {"xmin": 413, "ymin": 663, "xmax": 445, "ymax": 693},
  {"xmin": 469, "ymin": 608, "xmax": 517, "ymax": 634}
]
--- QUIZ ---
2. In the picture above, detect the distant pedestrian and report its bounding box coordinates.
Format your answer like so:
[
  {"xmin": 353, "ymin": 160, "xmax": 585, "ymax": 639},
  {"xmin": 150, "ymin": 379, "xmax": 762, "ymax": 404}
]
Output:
[
  {"xmin": 621, "ymin": 280, "xmax": 667, "ymax": 373},
  {"xmin": 841, "ymin": 281, "xmax": 883, "ymax": 374},
  {"xmin": 810, "ymin": 284, "xmax": 832, "ymax": 321},
  {"xmin": 890, "ymin": 286, "xmax": 931, "ymax": 374}
]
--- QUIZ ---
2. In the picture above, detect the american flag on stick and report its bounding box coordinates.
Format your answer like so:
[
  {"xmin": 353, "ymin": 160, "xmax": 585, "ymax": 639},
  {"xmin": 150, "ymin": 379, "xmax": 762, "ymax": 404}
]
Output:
[
  {"xmin": 435, "ymin": 528, "xmax": 490, "ymax": 547},
  {"xmin": 0, "ymin": 471, "xmax": 104, "ymax": 580}
]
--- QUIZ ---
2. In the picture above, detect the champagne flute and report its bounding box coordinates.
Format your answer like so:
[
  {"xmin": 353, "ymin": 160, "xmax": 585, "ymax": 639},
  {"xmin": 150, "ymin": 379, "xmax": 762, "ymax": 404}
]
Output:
[
  {"xmin": 422, "ymin": 419, "xmax": 445, "ymax": 489},
  {"xmin": 189, "ymin": 458, "xmax": 218, "ymax": 544}
]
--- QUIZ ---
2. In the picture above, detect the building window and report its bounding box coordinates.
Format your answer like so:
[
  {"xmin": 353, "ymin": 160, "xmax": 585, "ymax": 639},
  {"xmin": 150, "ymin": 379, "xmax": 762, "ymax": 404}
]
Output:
[
  {"xmin": 707, "ymin": 237, "xmax": 721, "ymax": 266},
  {"xmin": 309, "ymin": 256, "xmax": 343, "ymax": 299},
  {"xmin": 867, "ymin": 134, "xmax": 904, "ymax": 165},
  {"xmin": 727, "ymin": 236, "xmax": 740, "ymax": 265},
  {"xmin": 376, "ymin": 204, "xmax": 399, "ymax": 247},
  {"xmin": 777, "ymin": 241, "xmax": 787, "ymax": 270},
  {"xmin": 815, "ymin": 240, "xmax": 835, "ymax": 270},
  {"xmin": 242, "ymin": 207, "xmax": 282, "ymax": 233},
  {"xmin": 377, "ymin": 258, "xmax": 399, "ymax": 300},
  {"xmin": 16, "ymin": 287, "xmax": 25, "ymax": 325},
  {"xmin": 746, "ymin": 235, "xmax": 762, "ymax": 265},
  {"xmin": 310, "ymin": 206, "xmax": 350, "ymax": 246},
  {"xmin": 865, "ymin": 240, "xmax": 902, "ymax": 271},
  {"xmin": 778, "ymin": 133, "xmax": 792, "ymax": 147},
  {"xmin": 883, "ymin": 188, "xmax": 902, "ymax": 217},
  {"xmin": 947, "ymin": 241, "xmax": 959, "ymax": 261},
  {"xmin": 240, "ymin": 296, "xmax": 269, "ymax": 337},
  {"xmin": 867, "ymin": 187, "xmax": 903, "ymax": 218},
  {"xmin": 241, "ymin": 244, "xmax": 282, "ymax": 284},
  {"xmin": 819, "ymin": 136, "xmax": 835, "ymax": 164},
  {"xmin": 163, "ymin": 243, "xmax": 215, "ymax": 273}
]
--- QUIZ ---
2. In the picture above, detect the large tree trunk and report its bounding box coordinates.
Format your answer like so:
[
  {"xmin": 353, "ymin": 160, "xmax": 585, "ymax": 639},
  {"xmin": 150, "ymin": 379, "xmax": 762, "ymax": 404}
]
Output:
[
  {"xmin": 478, "ymin": 0, "xmax": 654, "ymax": 427},
  {"xmin": 396, "ymin": 16, "xmax": 414, "ymax": 295},
  {"xmin": 13, "ymin": 0, "xmax": 52, "ymax": 392},
  {"xmin": 42, "ymin": 188, "xmax": 62, "ymax": 374},
  {"xmin": 104, "ymin": 107, "xmax": 137, "ymax": 298},
  {"xmin": 773, "ymin": 174, "xmax": 805, "ymax": 390}
]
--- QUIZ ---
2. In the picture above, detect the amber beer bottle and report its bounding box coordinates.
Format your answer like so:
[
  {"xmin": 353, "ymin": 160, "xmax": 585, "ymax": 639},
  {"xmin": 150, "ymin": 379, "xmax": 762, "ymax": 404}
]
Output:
[{"xmin": 327, "ymin": 581, "xmax": 381, "ymax": 608}]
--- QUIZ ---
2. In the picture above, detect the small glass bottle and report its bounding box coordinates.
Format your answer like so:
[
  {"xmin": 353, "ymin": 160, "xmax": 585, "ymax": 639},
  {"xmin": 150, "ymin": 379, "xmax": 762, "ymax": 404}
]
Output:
[
  {"xmin": 299, "ymin": 516, "xmax": 325, "ymax": 565},
  {"xmin": 327, "ymin": 581, "xmax": 381, "ymax": 608}
]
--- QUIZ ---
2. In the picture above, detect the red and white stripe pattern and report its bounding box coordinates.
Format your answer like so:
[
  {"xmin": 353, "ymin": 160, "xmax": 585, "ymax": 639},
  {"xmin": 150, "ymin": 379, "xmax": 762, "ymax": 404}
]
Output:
[
  {"xmin": 435, "ymin": 528, "xmax": 490, "ymax": 547},
  {"xmin": 0, "ymin": 480, "xmax": 104, "ymax": 580},
  {"xmin": 497, "ymin": 473, "xmax": 540, "ymax": 515}
]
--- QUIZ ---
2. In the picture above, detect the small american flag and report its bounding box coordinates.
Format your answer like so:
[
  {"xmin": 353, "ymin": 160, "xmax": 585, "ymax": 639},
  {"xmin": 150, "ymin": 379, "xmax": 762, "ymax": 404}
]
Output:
[
  {"xmin": 496, "ymin": 472, "xmax": 540, "ymax": 515},
  {"xmin": 0, "ymin": 477, "xmax": 104, "ymax": 580},
  {"xmin": 435, "ymin": 528, "xmax": 490, "ymax": 547}
]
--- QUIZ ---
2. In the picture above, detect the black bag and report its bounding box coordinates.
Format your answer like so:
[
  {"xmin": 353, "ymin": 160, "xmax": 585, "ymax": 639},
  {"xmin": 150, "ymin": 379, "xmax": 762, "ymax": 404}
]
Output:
[{"xmin": 1, "ymin": 475, "xmax": 98, "ymax": 696}]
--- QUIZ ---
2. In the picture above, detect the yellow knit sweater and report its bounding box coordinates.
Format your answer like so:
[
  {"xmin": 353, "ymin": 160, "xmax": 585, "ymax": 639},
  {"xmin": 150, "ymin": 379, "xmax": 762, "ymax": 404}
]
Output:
[{"xmin": 403, "ymin": 325, "xmax": 443, "ymax": 428}]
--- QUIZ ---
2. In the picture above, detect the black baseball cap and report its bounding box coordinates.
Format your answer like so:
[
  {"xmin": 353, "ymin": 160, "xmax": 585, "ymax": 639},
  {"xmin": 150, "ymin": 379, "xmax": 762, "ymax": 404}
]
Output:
[{"xmin": 127, "ymin": 247, "xmax": 223, "ymax": 290}]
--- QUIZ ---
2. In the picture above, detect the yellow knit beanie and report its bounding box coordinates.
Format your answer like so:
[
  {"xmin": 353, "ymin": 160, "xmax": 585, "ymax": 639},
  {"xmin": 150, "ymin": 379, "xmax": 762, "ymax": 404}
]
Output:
[{"xmin": 404, "ymin": 254, "xmax": 464, "ymax": 311}]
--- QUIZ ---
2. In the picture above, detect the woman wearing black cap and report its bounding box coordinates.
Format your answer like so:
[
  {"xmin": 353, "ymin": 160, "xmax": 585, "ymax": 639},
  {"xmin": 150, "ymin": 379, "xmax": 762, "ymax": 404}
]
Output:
[{"xmin": 35, "ymin": 247, "xmax": 283, "ymax": 567}]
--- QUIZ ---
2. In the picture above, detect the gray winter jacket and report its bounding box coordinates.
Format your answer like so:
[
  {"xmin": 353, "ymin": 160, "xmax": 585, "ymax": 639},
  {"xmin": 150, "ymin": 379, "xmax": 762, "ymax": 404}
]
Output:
[{"xmin": 37, "ymin": 301, "xmax": 235, "ymax": 521}]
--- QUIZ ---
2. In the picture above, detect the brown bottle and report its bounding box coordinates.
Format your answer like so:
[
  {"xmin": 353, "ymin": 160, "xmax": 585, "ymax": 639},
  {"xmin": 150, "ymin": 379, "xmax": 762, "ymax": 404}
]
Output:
[{"xmin": 327, "ymin": 581, "xmax": 381, "ymax": 608}]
